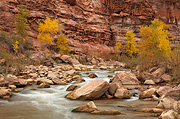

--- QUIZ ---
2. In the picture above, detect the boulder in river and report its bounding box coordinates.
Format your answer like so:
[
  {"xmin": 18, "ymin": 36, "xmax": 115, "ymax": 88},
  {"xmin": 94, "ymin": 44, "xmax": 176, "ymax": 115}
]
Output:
[
  {"xmin": 140, "ymin": 88, "xmax": 156, "ymax": 99},
  {"xmin": 110, "ymin": 71, "xmax": 140, "ymax": 88},
  {"xmin": 52, "ymin": 78, "xmax": 67, "ymax": 85},
  {"xmin": 66, "ymin": 85, "xmax": 78, "ymax": 91},
  {"xmin": 156, "ymin": 86, "xmax": 172, "ymax": 97},
  {"xmin": 36, "ymin": 78, "xmax": 54, "ymax": 85},
  {"xmin": 0, "ymin": 88, "xmax": 12, "ymax": 99},
  {"xmin": 159, "ymin": 110, "xmax": 178, "ymax": 119},
  {"xmin": 72, "ymin": 101, "xmax": 98, "ymax": 112},
  {"xmin": 12, "ymin": 79, "xmax": 27, "ymax": 87},
  {"xmin": 108, "ymin": 83, "xmax": 118, "ymax": 95},
  {"xmin": 88, "ymin": 73, "xmax": 98, "ymax": 78},
  {"xmin": 157, "ymin": 95, "xmax": 178, "ymax": 109},
  {"xmin": 38, "ymin": 83, "xmax": 50, "ymax": 88},
  {"xmin": 65, "ymin": 79, "xmax": 109, "ymax": 100},
  {"xmin": 144, "ymin": 80, "xmax": 155, "ymax": 85},
  {"xmin": 114, "ymin": 88, "xmax": 130, "ymax": 99}
]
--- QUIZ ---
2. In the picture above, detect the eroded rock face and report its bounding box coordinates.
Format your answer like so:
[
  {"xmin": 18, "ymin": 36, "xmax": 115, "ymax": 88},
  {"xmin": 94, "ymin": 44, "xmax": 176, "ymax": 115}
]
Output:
[
  {"xmin": 66, "ymin": 79, "xmax": 109, "ymax": 100},
  {"xmin": 1, "ymin": 0, "xmax": 180, "ymax": 55}
]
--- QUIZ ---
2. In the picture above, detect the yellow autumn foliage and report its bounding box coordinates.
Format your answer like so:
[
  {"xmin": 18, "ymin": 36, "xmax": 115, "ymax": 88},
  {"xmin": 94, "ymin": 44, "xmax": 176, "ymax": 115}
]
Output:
[
  {"xmin": 37, "ymin": 17, "xmax": 58, "ymax": 46},
  {"xmin": 13, "ymin": 40, "xmax": 19, "ymax": 54},
  {"xmin": 56, "ymin": 33, "xmax": 72, "ymax": 55},
  {"xmin": 125, "ymin": 30, "xmax": 137, "ymax": 57},
  {"xmin": 139, "ymin": 18, "xmax": 171, "ymax": 70},
  {"xmin": 115, "ymin": 41, "xmax": 122, "ymax": 54}
]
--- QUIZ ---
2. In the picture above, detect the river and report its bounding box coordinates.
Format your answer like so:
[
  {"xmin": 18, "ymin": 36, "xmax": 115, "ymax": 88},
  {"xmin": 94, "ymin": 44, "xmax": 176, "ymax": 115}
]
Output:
[{"xmin": 0, "ymin": 69, "xmax": 158, "ymax": 119}]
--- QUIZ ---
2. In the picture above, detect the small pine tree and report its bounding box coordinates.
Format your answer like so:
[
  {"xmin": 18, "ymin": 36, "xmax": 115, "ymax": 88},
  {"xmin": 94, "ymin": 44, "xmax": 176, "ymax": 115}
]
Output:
[
  {"xmin": 37, "ymin": 17, "xmax": 58, "ymax": 47},
  {"xmin": 15, "ymin": 4, "xmax": 30, "ymax": 38},
  {"xmin": 125, "ymin": 30, "xmax": 136, "ymax": 57}
]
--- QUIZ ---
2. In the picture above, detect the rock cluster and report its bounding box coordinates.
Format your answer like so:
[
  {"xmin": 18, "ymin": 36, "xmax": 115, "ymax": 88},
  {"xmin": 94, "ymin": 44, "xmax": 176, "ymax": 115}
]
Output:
[
  {"xmin": 138, "ymin": 85, "xmax": 180, "ymax": 119},
  {"xmin": 138, "ymin": 67, "xmax": 171, "ymax": 84},
  {"xmin": 66, "ymin": 71, "xmax": 139, "ymax": 100}
]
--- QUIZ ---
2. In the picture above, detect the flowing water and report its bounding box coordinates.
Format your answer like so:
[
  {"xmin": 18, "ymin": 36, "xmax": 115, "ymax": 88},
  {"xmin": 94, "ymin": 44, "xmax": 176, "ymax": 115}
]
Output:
[{"xmin": 0, "ymin": 69, "xmax": 158, "ymax": 119}]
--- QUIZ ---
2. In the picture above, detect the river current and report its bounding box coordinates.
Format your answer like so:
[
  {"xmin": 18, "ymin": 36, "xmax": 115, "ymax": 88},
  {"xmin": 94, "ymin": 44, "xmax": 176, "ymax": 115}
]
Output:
[{"xmin": 0, "ymin": 69, "xmax": 157, "ymax": 119}]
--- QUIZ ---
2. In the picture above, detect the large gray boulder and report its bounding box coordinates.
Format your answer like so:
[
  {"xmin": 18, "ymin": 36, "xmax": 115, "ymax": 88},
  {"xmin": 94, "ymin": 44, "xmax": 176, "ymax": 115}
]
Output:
[{"xmin": 66, "ymin": 79, "xmax": 109, "ymax": 100}]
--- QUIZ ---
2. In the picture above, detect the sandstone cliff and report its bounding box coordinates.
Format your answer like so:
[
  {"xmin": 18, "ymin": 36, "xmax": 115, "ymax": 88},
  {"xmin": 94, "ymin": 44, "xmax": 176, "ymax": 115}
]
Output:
[{"xmin": 0, "ymin": 0, "xmax": 180, "ymax": 55}]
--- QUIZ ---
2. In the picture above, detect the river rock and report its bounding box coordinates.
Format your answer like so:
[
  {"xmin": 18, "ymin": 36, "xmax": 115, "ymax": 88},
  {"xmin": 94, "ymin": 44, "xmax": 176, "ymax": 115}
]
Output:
[
  {"xmin": 13, "ymin": 79, "xmax": 27, "ymax": 87},
  {"xmin": 160, "ymin": 74, "xmax": 171, "ymax": 82},
  {"xmin": 144, "ymin": 80, "xmax": 155, "ymax": 85},
  {"xmin": 156, "ymin": 86, "xmax": 172, "ymax": 97},
  {"xmin": 91, "ymin": 110, "xmax": 121, "ymax": 115},
  {"xmin": 140, "ymin": 88, "xmax": 156, "ymax": 99},
  {"xmin": 88, "ymin": 73, "xmax": 98, "ymax": 78},
  {"xmin": 30, "ymin": 52, "xmax": 56, "ymax": 67},
  {"xmin": 114, "ymin": 88, "xmax": 130, "ymax": 99},
  {"xmin": 110, "ymin": 71, "xmax": 140, "ymax": 87},
  {"xmin": 47, "ymin": 71, "xmax": 59, "ymax": 79},
  {"xmin": 157, "ymin": 95, "xmax": 177, "ymax": 109},
  {"xmin": 65, "ymin": 70, "xmax": 76, "ymax": 76},
  {"xmin": 108, "ymin": 83, "xmax": 118, "ymax": 95},
  {"xmin": 9, "ymin": 85, "xmax": 16, "ymax": 91},
  {"xmin": 27, "ymin": 79, "xmax": 34, "ymax": 85},
  {"xmin": 36, "ymin": 78, "xmax": 54, "ymax": 85},
  {"xmin": 100, "ymin": 66, "xmax": 108, "ymax": 70},
  {"xmin": 73, "ymin": 76, "xmax": 85, "ymax": 84},
  {"xmin": 159, "ymin": 110, "xmax": 178, "ymax": 119},
  {"xmin": 66, "ymin": 79, "xmax": 109, "ymax": 100},
  {"xmin": 152, "ymin": 68, "xmax": 165, "ymax": 77},
  {"xmin": 61, "ymin": 55, "xmax": 80, "ymax": 65},
  {"xmin": 165, "ymin": 87, "xmax": 180, "ymax": 100},
  {"xmin": 29, "ymin": 73, "xmax": 38, "ymax": 78},
  {"xmin": 52, "ymin": 78, "xmax": 67, "ymax": 85},
  {"xmin": 105, "ymin": 91, "xmax": 113, "ymax": 99},
  {"xmin": 66, "ymin": 85, "xmax": 78, "ymax": 91},
  {"xmin": 0, "ymin": 88, "xmax": 12, "ymax": 99},
  {"xmin": 38, "ymin": 83, "xmax": 50, "ymax": 88},
  {"xmin": 0, "ymin": 78, "xmax": 9, "ymax": 87},
  {"xmin": 72, "ymin": 101, "xmax": 98, "ymax": 112}
]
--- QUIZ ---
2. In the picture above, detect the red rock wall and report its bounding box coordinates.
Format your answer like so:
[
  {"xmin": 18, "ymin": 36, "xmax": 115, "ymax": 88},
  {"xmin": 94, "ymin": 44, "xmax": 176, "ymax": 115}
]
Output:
[{"xmin": 0, "ymin": 0, "xmax": 180, "ymax": 55}]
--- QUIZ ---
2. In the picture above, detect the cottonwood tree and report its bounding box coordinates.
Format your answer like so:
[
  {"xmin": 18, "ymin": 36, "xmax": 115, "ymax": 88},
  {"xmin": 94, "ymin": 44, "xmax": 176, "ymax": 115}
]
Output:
[
  {"xmin": 37, "ymin": 17, "xmax": 58, "ymax": 48},
  {"xmin": 138, "ymin": 18, "xmax": 171, "ymax": 70},
  {"xmin": 125, "ymin": 30, "xmax": 137, "ymax": 57}
]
